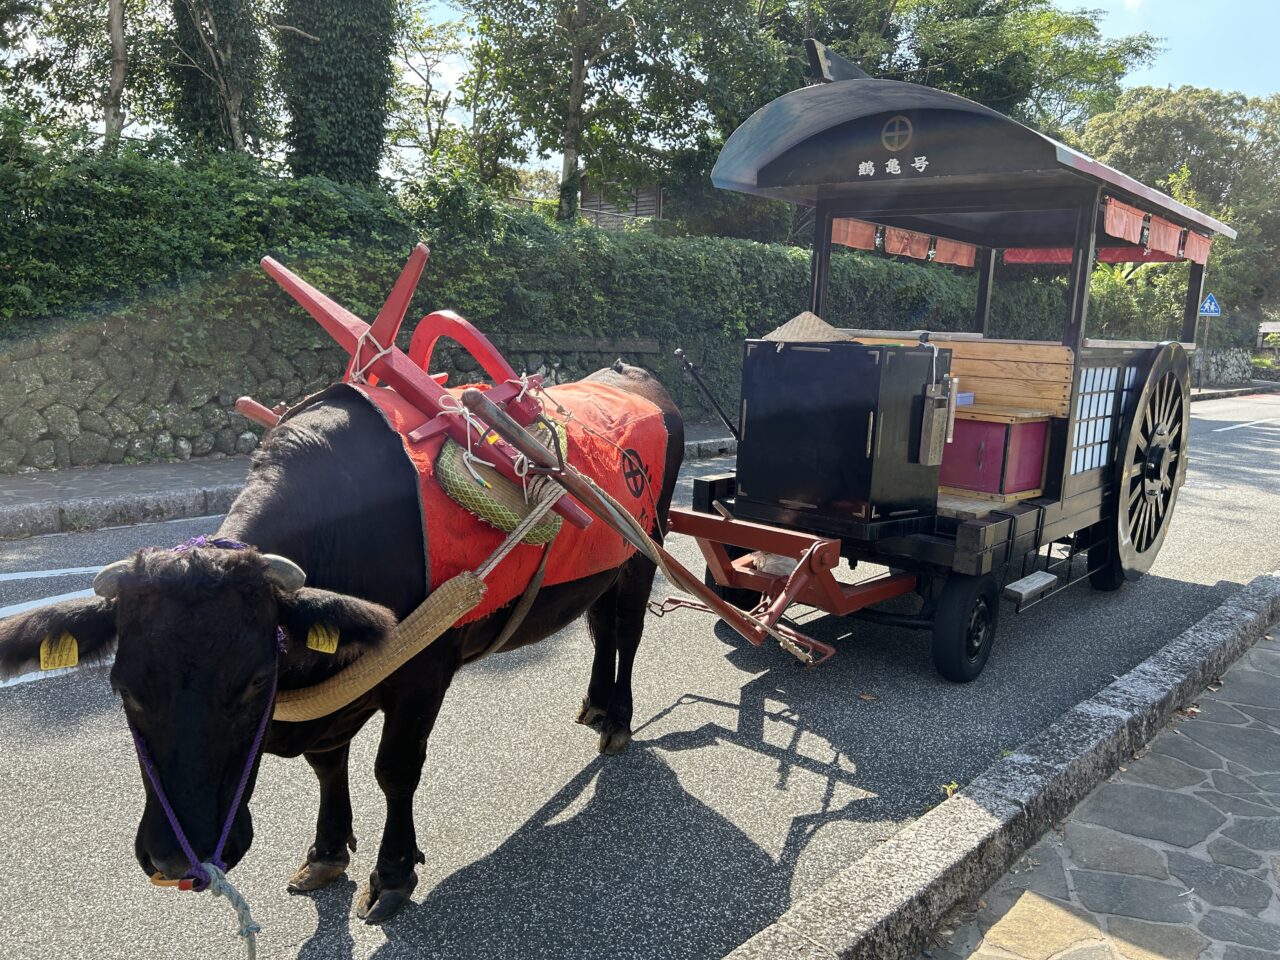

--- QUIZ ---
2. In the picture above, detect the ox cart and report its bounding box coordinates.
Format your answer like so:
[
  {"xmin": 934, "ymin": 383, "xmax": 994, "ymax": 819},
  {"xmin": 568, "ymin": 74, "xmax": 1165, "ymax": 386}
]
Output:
[
  {"xmin": 660, "ymin": 51, "xmax": 1237, "ymax": 680},
  {"xmin": 238, "ymin": 53, "xmax": 1236, "ymax": 687}
]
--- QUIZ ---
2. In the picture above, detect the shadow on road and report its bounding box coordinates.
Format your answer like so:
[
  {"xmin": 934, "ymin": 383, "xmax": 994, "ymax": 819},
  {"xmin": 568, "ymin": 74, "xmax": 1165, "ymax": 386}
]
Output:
[
  {"xmin": 363, "ymin": 746, "xmax": 790, "ymax": 960},
  {"xmin": 296, "ymin": 877, "xmax": 358, "ymax": 960},
  {"xmin": 314, "ymin": 569, "xmax": 1236, "ymax": 959}
]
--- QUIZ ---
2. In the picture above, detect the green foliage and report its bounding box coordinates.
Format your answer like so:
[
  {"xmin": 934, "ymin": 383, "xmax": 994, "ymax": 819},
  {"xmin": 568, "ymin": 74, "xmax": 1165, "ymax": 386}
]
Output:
[
  {"xmin": 0, "ymin": 117, "xmax": 413, "ymax": 332},
  {"xmin": 660, "ymin": 0, "xmax": 1155, "ymax": 239},
  {"xmin": 168, "ymin": 0, "xmax": 267, "ymax": 151},
  {"xmin": 6, "ymin": 132, "xmax": 1253, "ymax": 416},
  {"xmin": 460, "ymin": 0, "xmax": 779, "ymax": 215},
  {"xmin": 385, "ymin": 9, "xmax": 475, "ymax": 178},
  {"xmin": 887, "ymin": 0, "xmax": 1156, "ymax": 135},
  {"xmin": 0, "ymin": 0, "xmax": 174, "ymax": 135},
  {"xmin": 278, "ymin": 0, "xmax": 397, "ymax": 183},
  {"xmin": 1081, "ymin": 86, "xmax": 1280, "ymax": 339},
  {"xmin": 660, "ymin": 144, "xmax": 793, "ymax": 243}
]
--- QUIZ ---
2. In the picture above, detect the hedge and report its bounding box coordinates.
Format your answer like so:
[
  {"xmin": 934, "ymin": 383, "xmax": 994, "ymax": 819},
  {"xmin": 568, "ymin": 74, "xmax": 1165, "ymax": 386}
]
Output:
[{"xmin": 1, "ymin": 127, "xmax": 1249, "ymax": 471}]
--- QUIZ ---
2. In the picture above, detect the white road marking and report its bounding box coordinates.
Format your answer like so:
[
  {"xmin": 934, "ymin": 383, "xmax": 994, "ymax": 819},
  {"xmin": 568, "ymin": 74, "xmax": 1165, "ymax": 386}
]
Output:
[
  {"xmin": 0, "ymin": 566, "xmax": 101, "ymax": 582},
  {"xmin": 1212, "ymin": 418, "xmax": 1276, "ymax": 433},
  {"xmin": 0, "ymin": 589, "xmax": 95, "ymax": 619},
  {"xmin": 0, "ymin": 665, "xmax": 79, "ymax": 689}
]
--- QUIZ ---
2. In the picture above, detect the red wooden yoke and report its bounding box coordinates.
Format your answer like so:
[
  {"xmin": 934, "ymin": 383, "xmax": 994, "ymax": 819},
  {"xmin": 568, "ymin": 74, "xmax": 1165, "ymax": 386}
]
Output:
[{"xmin": 236, "ymin": 244, "xmax": 592, "ymax": 530}]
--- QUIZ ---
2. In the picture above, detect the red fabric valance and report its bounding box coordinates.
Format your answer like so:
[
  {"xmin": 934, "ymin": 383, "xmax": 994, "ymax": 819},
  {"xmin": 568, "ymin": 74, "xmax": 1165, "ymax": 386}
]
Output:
[
  {"xmin": 885, "ymin": 227, "xmax": 930, "ymax": 260},
  {"xmin": 1004, "ymin": 248, "xmax": 1073, "ymax": 264},
  {"xmin": 1101, "ymin": 246, "xmax": 1180, "ymax": 264},
  {"xmin": 1004, "ymin": 246, "xmax": 1184, "ymax": 265},
  {"xmin": 831, "ymin": 218, "xmax": 877, "ymax": 251},
  {"xmin": 1183, "ymin": 231, "xmax": 1211, "ymax": 265},
  {"xmin": 934, "ymin": 237, "xmax": 977, "ymax": 268},
  {"xmin": 1147, "ymin": 216, "xmax": 1183, "ymax": 258},
  {"xmin": 1104, "ymin": 198, "xmax": 1146, "ymax": 245}
]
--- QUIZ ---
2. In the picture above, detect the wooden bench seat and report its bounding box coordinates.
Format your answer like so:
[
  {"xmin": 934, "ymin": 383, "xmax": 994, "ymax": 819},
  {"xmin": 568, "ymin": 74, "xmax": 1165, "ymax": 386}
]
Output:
[{"xmin": 955, "ymin": 403, "xmax": 1058, "ymax": 423}]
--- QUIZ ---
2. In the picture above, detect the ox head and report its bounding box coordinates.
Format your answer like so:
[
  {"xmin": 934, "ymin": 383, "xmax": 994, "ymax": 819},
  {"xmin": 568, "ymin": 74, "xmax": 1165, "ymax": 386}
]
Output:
[{"xmin": 0, "ymin": 545, "xmax": 395, "ymax": 882}]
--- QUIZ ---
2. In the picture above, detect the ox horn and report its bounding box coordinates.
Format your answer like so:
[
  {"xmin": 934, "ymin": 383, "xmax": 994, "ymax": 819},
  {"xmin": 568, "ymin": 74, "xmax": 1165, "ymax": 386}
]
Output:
[
  {"xmin": 262, "ymin": 554, "xmax": 306, "ymax": 593},
  {"xmin": 92, "ymin": 559, "xmax": 134, "ymax": 598}
]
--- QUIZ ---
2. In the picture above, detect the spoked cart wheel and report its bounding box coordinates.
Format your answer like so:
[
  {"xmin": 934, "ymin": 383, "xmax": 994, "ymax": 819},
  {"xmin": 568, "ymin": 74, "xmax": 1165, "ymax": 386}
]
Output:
[
  {"xmin": 1089, "ymin": 342, "xmax": 1191, "ymax": 590},
  {"xmin": 931, "ymin": 573, "xmax": 1000, "ymax": 682}
]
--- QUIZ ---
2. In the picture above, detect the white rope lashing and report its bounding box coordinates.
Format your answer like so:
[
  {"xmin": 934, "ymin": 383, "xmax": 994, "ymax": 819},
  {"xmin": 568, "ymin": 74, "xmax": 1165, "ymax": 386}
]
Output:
[
  {"xmin": 439, "ymin": 393, "xmax": 498, "ymax": 488},
  {"xmin": 348, "ymin": 329, "xmax": 395, "ymax": 385}
]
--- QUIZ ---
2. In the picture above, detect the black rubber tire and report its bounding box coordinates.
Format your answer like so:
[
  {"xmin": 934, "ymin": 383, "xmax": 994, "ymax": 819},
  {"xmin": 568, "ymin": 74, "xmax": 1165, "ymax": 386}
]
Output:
[
  {"xmin": 931, "ymin": 573, "xmax": 1000, "ymax": 683},
  {"xmin": 703, "ymin": 563, "xmax": 761, "ymax": 611},
  {"xmin": 1087, "ymin": 532, "xmax": 1126, "ymax": 592}
]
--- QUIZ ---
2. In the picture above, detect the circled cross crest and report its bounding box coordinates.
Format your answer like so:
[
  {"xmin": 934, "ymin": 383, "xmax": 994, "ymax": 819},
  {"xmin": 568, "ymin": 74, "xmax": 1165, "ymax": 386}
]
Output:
[{"xmin": 881, "ymin": 115, "xmax": 913, "ymax": 152}]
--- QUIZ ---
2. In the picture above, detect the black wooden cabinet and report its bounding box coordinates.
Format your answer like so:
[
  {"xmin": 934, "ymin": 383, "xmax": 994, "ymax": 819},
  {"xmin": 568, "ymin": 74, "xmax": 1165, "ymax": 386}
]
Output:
[{"xmin": 733, "ymin": 340, "xmax": 948, "ymax": 540}]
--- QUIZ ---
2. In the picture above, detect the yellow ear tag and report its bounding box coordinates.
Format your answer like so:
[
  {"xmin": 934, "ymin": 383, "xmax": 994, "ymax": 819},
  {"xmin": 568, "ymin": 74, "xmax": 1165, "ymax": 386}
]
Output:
[
  {"xmin": 306, "ymin": 624, "xmax": 339, "ymax": 655},
  {"xmin": 39, "ymin": 632, "xmax": 79, "ymax": 671}
]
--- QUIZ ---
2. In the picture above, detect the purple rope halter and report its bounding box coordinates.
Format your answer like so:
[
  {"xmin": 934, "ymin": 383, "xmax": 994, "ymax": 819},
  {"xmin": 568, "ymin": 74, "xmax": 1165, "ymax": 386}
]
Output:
[{"xmin": 128, "ymin": 537, "xmax": 285, "ymax": 893}]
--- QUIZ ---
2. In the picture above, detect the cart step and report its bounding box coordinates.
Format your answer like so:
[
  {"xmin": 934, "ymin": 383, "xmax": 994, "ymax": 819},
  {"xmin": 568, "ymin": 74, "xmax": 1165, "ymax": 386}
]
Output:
[{"xmin": 1003, "ymin": 570, "xmax": 1058, "ymax": 604}]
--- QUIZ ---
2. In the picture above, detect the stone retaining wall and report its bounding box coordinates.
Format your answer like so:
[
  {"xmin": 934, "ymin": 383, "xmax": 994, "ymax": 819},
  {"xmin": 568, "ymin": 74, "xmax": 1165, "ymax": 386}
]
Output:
[
  {"xmin": 1251, "ymin": 355, "xmax": 1280, "ymax": 381},
  {"xmin": 1202, "ymin": 347, "xmax": 1253, "ymax": 386},
  {"xmin": 0, "ymin": 313, "xmax": 661, "ymax": 473}
]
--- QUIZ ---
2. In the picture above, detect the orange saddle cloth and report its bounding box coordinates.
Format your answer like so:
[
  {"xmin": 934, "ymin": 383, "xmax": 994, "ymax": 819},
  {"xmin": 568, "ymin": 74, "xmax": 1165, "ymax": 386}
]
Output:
[{"xmin": 355, "ymin": 380, "xmax": 669, "ymax": 624}]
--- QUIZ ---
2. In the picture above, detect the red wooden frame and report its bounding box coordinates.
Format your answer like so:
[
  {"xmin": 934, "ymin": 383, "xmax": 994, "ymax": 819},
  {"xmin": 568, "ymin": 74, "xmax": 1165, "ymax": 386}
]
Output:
[
  {"xmin": 664, "ymin": 507, "xmax": 918, "ymax": 660},
  {"xmin": 242, "ymin": 245, "xmax": 593, "ymax": 528}
]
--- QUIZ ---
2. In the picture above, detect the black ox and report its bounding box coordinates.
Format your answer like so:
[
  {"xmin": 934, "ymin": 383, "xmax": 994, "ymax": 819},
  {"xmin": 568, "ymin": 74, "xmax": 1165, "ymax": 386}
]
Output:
[{"xmin": 0, "ymin": 365, "xmax": 683, "ymax": 923}]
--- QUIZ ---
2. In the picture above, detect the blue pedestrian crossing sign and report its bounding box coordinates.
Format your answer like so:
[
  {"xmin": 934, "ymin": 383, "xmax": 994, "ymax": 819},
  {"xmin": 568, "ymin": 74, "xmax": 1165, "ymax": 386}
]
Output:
[{"xmin": 1199, "ymin": 293, "xmax": 1221, "ymax": 317}]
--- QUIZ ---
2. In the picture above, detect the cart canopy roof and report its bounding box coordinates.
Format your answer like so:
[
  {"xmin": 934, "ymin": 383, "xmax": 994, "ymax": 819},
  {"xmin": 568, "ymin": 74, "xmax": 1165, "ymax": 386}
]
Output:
[{"xmin": 713, "ymin": 79, "xmax": 1236, "ymax": 248}]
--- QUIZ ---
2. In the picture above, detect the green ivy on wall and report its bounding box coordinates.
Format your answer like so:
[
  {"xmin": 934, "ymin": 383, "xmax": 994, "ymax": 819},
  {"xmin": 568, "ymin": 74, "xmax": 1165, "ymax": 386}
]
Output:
[{"xmin": 278, "ymin": 0, "xmax": 396, "ymax": 184}]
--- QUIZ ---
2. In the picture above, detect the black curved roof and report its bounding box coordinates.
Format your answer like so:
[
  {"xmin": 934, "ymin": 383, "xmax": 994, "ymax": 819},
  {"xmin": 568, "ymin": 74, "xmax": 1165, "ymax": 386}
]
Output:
[{"xmin": 713, "ymin": 79, "xmax": 1236, "ymax": 246}]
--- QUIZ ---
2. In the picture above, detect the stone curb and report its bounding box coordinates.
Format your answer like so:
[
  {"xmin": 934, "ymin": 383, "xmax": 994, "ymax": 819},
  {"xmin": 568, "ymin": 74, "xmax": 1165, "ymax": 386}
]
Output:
[
  {"xmin": 0, "ymin": 437, "xmax": 738, "ymax": 540},
  {"xmin": 0, "ymin": 484, "xmax": 246, "ymax": 540},
  {"xmin": 1190, "ymin": 383, "xmax": 1280, "ymax": 402},
  {"xmin": 725, "ymin": 571, "xmax": 1280, "ymax": 960}
]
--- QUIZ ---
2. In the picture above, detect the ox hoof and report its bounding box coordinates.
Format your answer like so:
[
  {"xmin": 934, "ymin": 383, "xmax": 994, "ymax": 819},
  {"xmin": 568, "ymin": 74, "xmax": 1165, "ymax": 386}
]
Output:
[
  {"xmin": 576, "ymin": 697, "xmax": 607, "ymax": 727},
  {"xmin": 356, "ymin": 880, "xmax": 415, "ymax": 925},
  {"xmin": 598, "ymin": 722, "xmax": 632, "ymax": 755},
  {"xmin": 287, "ymin": 857, "xmax": 349, "ymax": 893}
]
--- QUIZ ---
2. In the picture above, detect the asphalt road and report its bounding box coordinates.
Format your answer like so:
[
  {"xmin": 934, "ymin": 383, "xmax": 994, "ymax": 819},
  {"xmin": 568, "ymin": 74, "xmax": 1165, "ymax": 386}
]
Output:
[{"xmin": 0, "ymin": 393, "xmax": 1276, "ymax": 960}]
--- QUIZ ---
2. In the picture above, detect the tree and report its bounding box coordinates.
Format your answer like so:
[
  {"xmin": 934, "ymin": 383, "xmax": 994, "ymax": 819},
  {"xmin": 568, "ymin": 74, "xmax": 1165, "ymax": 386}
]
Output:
[
  {"xmin": 456, "ymin": 26, "xmax": 528, "ymax": 187},
  {"xmin": 385, "ymin": 9, "xmax": 471, "ymax": 177},
  {"xmin": 1081, "ymin": 87, "xmax": 1280, "ymax": 332},
  {"xmin": 0, "ymin": 0, "xmax": 172, "ymax": 142},
  {"xmin": 659, "ymin": 1, "xmax": 1155, "ymax": 240},
  {"xmin": 168, "ymin": 0, "xmax": 265, "ymax": 151},
  {"xmin": 460, "ymin": 0, "xmax": 776, "ymax": 220},
  {"xmin": 278, "ymin": 0, "xmax": 397, "ymax": 184},
  {"xmin": 385, "ymin": 4, "xmax": 526, "ymax": 187},
  {"xmin": 103, "ymin": 0, "xmax": 127, "ymax": 150}
]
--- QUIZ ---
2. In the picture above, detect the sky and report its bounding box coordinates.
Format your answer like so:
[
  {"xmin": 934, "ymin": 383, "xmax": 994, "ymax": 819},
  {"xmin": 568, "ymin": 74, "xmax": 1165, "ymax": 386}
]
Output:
[{"xmin": 1052, "ymin": 0, "xmax": 1279, "ymax": 98}]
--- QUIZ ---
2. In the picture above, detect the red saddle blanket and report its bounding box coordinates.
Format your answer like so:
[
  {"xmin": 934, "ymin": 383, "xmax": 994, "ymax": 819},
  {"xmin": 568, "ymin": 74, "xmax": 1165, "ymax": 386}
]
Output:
[{"xmin": 355, "ymin": 380, "xmax": 668, "ymax": 624}]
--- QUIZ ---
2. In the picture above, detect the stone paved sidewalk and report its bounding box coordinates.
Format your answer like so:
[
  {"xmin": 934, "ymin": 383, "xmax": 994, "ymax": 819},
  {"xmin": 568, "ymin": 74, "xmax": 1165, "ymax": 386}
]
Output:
[{"xmin": 922, "ymin": 621, "xmax": 1280, "ymax": 960}]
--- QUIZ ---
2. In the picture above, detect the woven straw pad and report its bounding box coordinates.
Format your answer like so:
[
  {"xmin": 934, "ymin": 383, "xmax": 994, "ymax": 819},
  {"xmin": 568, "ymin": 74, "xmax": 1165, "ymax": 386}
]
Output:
[{"xmin": 435, "ymin": 419, "xmax": 567, "ymax": 545}]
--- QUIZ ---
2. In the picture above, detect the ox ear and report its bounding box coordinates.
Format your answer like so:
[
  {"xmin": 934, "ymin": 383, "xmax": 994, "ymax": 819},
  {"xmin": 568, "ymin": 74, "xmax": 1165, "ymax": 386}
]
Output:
[
  {"xmin": 276, "ymin": 588, "xmax": 396, "ymax": 659},
  {"xmin": 0, "ymin": 596, "xmax": 117, "ymax": 678}
]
